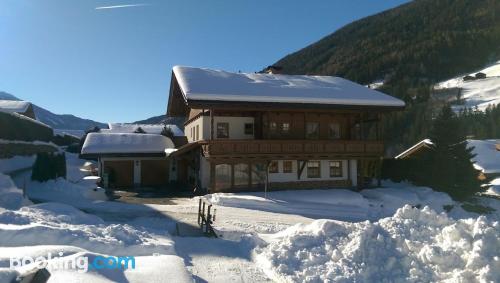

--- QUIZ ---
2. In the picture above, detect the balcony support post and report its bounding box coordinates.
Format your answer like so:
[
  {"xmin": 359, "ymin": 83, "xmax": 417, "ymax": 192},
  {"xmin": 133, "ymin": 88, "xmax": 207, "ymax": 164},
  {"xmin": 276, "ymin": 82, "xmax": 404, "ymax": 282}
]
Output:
[{"xmin": 210, "ymin": 109, "xmax": 214, "ymax": 140}]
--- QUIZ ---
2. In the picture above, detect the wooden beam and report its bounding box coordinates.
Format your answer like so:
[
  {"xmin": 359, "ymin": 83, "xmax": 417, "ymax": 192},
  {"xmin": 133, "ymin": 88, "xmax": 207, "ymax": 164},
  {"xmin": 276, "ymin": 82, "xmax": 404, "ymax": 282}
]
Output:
[
  {"xmin": 210, "ymin": 109, "xmax": 214, "ymax": 140},
  {"xmin": 297, "ymin": 160, "xmax": 307, "ymax": 180}
]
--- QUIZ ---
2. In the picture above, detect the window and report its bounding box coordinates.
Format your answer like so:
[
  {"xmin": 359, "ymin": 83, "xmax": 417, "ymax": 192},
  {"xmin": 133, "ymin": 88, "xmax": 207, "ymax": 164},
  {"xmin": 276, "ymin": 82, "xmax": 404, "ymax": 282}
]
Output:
[
  {"xmin": 281, "ymin": 122, "xmax": 290, "ymax": 134},
  {"xmin": 269, "ymin": 161, "xmax": 279, "ymax": 173},
  {"xmin": 307, "ymin": 161, "xmax": 321, "ymax": 178},
  {"xmin": 215, "ymin": 164, "xmax": 232, "ymax": 189},
  {"xmin": 270, "ymin": 122, "xmax": 277, "ymax": 133},
  {"xmin": 329, "ymin": 161, "xmax": 342, "ymax": 177},
  {"xmin": 283, "ymin": 161, "xmax": 293, "ymax": 173},
  {"xmin": 251, "ymin": 163, "xmax": 266, "ymax": 185},
  {"xmin": 217, "ymin": 123, "xmax": 229, "ymax": 139},
  {"xmin": 244, "ymin": 123, "xmax": 254, "ymax": 135},
  {"xmin": 234, "ymin": 163, "xmax": 249, "ymax": 186},
  {"xmin": 306, "ymin": 122, "xmax": 319, "ymax": 139},
  {"xmin": 195, "ymin": 125, "xmax": 199, "ymax": 141},
  {"xmin": 328, "ymin": 123, "xmax": 341, "ymax": 139}
]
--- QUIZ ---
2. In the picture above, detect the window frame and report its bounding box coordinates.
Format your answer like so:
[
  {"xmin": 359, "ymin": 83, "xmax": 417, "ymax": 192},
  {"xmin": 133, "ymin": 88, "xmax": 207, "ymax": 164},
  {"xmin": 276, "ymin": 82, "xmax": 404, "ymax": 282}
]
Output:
[
  {"xmin": 269, "ymin": 161, "xmax": 279, "ymax": 173},
  {"xmin": 283, "ymin": 160, "xmax": 293, "ymax": 173},
  {"xmin": 306, "ymin": 122, "xmax": 320, "ymax": 139},
  {"xmin": 216, "ymin": 122, "xmax": 229, "ymax": 139},
  {"xmin": 329, "ymin": 161, "xmax": 343, "ymax": 177},
  {"xmin": 328, "ymin": 122, "xmax": 341, "ymax": 140},
  {"xmin": 281, "ymin": 122, "xmax": 291, "ymax": 135},
  {"xmin": 244, "ymin": 123, "xmax": 254, "ymax": 135},
  {"xmin": 307, "ymin": 161, "xmax": 321, "ymax": 178}
]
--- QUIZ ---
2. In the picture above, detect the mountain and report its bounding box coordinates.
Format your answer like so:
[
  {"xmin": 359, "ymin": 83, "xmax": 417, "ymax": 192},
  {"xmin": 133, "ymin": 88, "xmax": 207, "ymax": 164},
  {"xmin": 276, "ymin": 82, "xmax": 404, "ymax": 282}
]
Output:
[
  {"xmin": 0, "ymin": 92, "xmax": 107, "ymax": 131},
  {"xmin": 270, "ymin": 0, "xmax": 500, "ymax": 153},
  {"xmin": 274, "ymin": 0, "xmax": 500, "ymax": 100},
  {"xmin": 133, "ymin": 115, "xmax": 184, "ymax": 128}
]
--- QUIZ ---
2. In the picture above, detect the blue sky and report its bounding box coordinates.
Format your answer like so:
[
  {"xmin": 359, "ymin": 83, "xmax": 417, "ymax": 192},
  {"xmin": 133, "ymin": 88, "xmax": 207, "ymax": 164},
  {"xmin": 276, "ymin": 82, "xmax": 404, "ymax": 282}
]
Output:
[{"xmin": 0, "ymin": 0, "xmax": 409, "ymax": 123}]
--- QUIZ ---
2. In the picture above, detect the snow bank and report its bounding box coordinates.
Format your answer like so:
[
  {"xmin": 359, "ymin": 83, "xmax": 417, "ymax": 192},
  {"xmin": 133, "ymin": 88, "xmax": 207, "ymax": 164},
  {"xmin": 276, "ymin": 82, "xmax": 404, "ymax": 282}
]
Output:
[
  {"xmin": 360, "ymin": 185, "xmax": 453, "ymax": 217},
  {"xmin": 0, "ymin": 173, "xmax": 31, "ymax": 210},
  {"xmin": 0, "ymin": 203, "xmax": 192, "ymax": 282},
  {"xmin": 468, "ymin": 139, "xmax": 500, "ymax": 174},
  {"xmin": 0, "ymin": 155, "xmax": 35, "ymax": 174},
  {"xmin": 257, "ymin": 205, "xmax": 500, "ymax": 282},
  {"xmin": 26, "ymin": 177, "xmax": 107, "ymax": 204}
]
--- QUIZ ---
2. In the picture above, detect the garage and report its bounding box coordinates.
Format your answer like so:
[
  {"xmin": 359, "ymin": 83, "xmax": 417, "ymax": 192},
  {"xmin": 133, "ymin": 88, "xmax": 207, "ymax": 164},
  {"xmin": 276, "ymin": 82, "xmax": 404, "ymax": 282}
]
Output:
[
  {"xmin": 141, "ymin": 159, "xmax": 169, "ymax": 187},
  {"xmin": 103, "ymin": 160, "xmax": 134, "ymax": 188}
]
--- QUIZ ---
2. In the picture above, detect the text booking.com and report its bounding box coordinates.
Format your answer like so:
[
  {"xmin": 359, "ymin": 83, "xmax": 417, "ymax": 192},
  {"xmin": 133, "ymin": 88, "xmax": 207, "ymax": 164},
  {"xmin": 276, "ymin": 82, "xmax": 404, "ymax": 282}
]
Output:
[{"xmin": 10, "ymin": 252, "xmax": 136, "ymax": 273}]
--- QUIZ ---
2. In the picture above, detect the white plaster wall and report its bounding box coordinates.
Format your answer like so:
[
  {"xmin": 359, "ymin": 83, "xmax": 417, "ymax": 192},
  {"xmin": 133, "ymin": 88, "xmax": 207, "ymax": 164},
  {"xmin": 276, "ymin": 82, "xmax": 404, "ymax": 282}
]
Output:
[
  {"xmin": 268, "ymin": 160, "xmax": 298, "ymax": 182},
  {"xmin": 349, "ymin": 159, "xmax": 358, "ymax": 186},
  {"xmin": 186, "ymin": 116, "xmax": 255, "ymax": 141}
]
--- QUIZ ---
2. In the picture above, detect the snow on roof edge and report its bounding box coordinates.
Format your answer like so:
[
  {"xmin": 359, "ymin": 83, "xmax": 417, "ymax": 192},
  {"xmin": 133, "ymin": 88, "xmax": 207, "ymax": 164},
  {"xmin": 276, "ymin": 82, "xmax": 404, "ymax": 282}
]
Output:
[{"xmin": 172, "ymin": 65, "xmax": 405, "ymax": 108}]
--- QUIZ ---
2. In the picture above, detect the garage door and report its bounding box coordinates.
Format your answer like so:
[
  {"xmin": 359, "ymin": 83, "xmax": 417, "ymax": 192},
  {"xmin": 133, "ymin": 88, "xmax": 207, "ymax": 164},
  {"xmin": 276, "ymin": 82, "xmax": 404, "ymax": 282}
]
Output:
[
  {"xmin": 103, "ymin": 160, "xmax": 134, "ymax": 188},
  {"xmin": 141, "ymin": 160, "xmax": 169, "ymax": 187}
]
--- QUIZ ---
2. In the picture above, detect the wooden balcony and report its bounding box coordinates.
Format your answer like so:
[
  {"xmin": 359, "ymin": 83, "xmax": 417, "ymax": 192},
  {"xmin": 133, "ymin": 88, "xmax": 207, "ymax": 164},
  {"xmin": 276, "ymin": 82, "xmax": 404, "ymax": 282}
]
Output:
[{"xmin": 200, "ymin": 139, "xmax": 384, "ymax": 159}]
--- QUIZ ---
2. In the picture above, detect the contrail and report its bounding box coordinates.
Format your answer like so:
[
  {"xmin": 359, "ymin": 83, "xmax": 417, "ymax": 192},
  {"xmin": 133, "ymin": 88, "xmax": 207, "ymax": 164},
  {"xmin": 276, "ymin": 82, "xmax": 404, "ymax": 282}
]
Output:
[{"xmin": 95, "ymin": 4, "xmax": 149, "ymax": 10}]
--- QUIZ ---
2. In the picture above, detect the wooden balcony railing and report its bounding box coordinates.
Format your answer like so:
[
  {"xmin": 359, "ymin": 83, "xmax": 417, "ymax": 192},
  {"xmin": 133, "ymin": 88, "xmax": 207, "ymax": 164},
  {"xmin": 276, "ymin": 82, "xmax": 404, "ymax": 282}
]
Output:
[{"xmin": 200, "ymin": 139, "xmax": 384, "ymax": 158}]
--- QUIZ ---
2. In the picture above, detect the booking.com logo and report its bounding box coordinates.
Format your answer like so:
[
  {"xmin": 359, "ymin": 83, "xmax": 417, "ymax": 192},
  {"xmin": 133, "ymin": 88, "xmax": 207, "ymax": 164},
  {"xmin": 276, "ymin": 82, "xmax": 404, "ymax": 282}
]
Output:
[{"xmin": 10, "ymin": 252, "xmax": 136, "ymax": 273}]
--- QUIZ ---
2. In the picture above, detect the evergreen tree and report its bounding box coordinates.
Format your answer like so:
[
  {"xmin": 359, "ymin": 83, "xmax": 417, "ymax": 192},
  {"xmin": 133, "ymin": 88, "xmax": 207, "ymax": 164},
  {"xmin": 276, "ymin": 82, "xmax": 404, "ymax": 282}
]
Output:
[{"xmin": 426, "ymin": 105, "xmax": 485, "ymax": 200}]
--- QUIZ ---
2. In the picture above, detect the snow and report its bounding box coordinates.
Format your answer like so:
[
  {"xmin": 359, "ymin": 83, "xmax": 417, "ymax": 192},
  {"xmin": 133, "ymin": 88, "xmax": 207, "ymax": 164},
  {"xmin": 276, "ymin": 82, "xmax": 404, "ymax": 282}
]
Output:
[
  {"xmin": 0, "ymin": 100, "xmax": 31, "ymax": 113},
  {"xmin": 0, "ymin": 110, "xmax": 52, "ymax": 129},
  {"xmin": 53, "ymin": 129, "xmax": 84, "ymax": 139},
  {"xmin": 256, "ymin": 205, "xmax": 500, "ymax": 282},
  {"xmin": 0, "ymin": 138, "xmax": 59, "ymax": 149},
  {"xmin": 0, "ymin": 173, "xmax": 32, "ymax": 210},
  {"xmin": 395, "ymin": 138, "xmax": 433, "ymax": 159},
  {"xmin": 468, "ymin": 139, "xmax": 500, "ymax": 174},
  {"xmin": 0, "ymin": 155, "xmax": 35, "ymax": 174},
  {"xmin": 102, "ymin": 123, "xmax": 184, "ymax": 137},
  {"xmin": 0, "ymin": 202, "xmax": 192, "ymax": 282},
  {"xmin": 173, "ymin": 66, "xmax": 405, "ymax": 107},
  {"xmin": 435, "ymin": 61, "xmax": 500, "ymax": 111},
  {"xmin": 205, "ymin": 184, "xmax": 454, "ymax": 222},
  {"xmin": 81, "ymin": 133, "xmax": 175, "ymax": 155}
]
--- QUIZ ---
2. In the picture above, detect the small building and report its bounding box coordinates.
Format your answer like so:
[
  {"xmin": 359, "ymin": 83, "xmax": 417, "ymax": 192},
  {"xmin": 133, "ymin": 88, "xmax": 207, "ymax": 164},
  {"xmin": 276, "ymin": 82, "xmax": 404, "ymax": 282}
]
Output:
[
  {"xmin": 0, "ymin": 100, "xmax": 36, "ymax": 119},
  {"xmin": 81, "ymin": 133, "xmax": 177, "ymax": 188}
]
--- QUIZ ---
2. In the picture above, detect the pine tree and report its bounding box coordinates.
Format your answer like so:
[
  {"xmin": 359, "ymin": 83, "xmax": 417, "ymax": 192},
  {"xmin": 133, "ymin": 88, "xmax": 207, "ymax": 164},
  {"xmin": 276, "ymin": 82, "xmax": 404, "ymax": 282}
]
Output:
[{"xmin": 426, "ymin": 105, "xmax": 485, "ymax": 200}]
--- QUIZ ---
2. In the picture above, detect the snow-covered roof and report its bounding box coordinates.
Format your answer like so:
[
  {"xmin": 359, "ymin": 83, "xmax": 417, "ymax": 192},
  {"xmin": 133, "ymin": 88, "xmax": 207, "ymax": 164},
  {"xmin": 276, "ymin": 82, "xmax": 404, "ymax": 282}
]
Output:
[
  {"xmin": 0, "ymin": 100, "xmax": 31, "ymax": 113},
  {"xmin": 101, "ymin": 123, "xmax": 184, "ymax": 136},
  {"xmin": 81, "ymin": 133, "xmax": 175, "ymax": 155},
  {"xmin": 468, "ymin": 139, "xmax": 500, "ymax": 174},
  {"xmin": 172, "ymin": 66, "xmax": 405, "ymax": 108},
  {"xmin": 395, "ymin": 139, "xmax": 434, "ymax": 159}
]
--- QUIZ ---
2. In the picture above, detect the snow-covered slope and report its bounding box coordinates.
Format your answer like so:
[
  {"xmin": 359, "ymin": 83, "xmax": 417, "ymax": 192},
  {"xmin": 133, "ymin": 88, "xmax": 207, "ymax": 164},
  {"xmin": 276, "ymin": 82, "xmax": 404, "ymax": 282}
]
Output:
[
  {"xmin": 434, "ymin": 61, "xmax": 500, "ymax": 111},
  {"xmin": 0, "ymin": 92, "xmax": 106, "ymax": 131}
]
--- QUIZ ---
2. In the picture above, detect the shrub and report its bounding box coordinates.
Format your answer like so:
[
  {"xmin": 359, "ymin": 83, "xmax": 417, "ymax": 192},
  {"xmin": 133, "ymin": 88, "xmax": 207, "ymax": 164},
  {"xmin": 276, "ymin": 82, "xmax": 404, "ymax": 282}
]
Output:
[{"xmin": 31, "ymin": 152, "xmax": 67, "ymax": 182}]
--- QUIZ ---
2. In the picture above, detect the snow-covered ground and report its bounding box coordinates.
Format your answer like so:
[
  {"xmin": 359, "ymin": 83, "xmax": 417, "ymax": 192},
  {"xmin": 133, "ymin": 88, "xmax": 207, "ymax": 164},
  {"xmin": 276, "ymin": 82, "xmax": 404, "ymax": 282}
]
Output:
[
  {"xmin": 435, "ymin": 60, "xmax": 500, "ymax": 112},
  {"xmin": 1, "ymin": 150, "xmax": 500, "ymax": 282},
  {"xmin": 468, "ymin": 139, "xmax": 500, "ymax": 196}
]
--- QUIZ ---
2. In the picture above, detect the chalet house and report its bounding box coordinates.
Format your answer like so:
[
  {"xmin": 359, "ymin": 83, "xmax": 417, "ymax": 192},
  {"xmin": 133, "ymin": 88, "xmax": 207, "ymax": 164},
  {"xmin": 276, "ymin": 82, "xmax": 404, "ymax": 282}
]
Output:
[
  {"xmin": 81, "ymin": 123, "xmax": 184, "ymax": 188},
  {"xmin": 167, "ymin": 66, "xmax": 405, "ymax": 193},
  {"xmin": 0, "ymin": 100, "xmax": 36, "ymax": 119}
]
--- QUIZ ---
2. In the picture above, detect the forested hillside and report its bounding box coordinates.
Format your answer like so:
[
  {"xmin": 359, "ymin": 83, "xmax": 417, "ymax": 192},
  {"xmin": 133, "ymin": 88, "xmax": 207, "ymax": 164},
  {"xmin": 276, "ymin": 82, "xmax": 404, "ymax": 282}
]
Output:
[{"xmin": 272, "ymin": 0, "xmax": 500, "ymax": 153}]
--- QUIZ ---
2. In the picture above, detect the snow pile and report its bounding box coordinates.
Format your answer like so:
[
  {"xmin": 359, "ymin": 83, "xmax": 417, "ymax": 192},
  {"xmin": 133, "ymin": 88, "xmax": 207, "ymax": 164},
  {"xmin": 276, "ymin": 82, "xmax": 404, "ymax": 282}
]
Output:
[
  {"xmin": 65, "ymin": 152, "xmax": 94, "ymax": 182},
  {"xmin": 173, "ymin": 66, "xmax": 405, "ymax": 107},
  {"xmin": 468, "ymin": 139, "xmax": 500, "ymax": 174},
  {"xmin": 360, "ymin": 185, "xmax": 453, "ymax": 217},
  {"xmin": 0, "ymin": 155, "xmax": 35, "ymax": 174},
  {"xmin": 81, "ymin": 133, "xmax": 174, "ymax": 154},
  {"xmin": 257, "ymin": 205, "xmax": 500, "ymax": 282},
  {"xmin": 206, "ymin": 189, "xmax": 370, "ymax": 221},
  {"xmin": 0, "ymin": 173, "xmax": 31, "ymax": 210},
  {"xmin": 26, "ymin": 177, "xmax": 107, "ymax": 204},
  {"xmin": 0, "ymin": 203, "xmax": 192, "ymax": 282}
]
